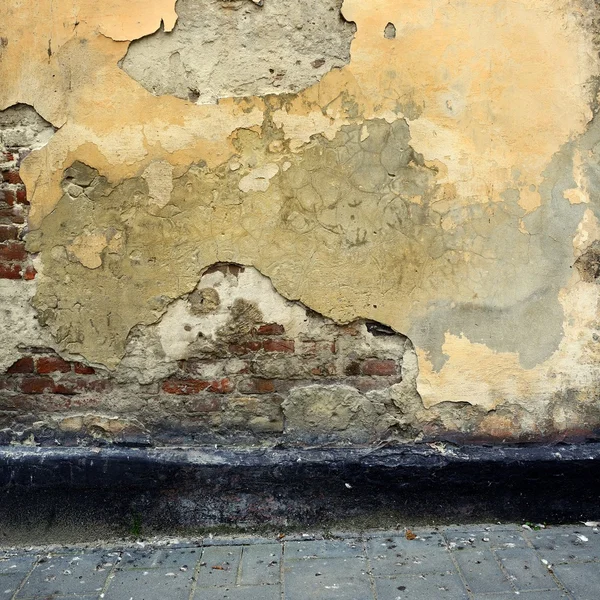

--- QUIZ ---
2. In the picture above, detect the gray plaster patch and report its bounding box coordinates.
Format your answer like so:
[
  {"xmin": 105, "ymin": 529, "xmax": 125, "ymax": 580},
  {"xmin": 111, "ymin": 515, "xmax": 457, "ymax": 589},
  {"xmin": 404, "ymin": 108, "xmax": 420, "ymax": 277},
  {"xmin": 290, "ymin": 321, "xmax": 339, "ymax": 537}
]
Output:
[
  {"xmin": 0, "ymin": 280, "xmax": 54, "ymax": 372},
  {"xmin": 121, "ymin": 0, "xmax": 356, "ymax": 103},
  {"xmin": 0, "ymin": 103, "xmax": 56, "ymax": 150}
]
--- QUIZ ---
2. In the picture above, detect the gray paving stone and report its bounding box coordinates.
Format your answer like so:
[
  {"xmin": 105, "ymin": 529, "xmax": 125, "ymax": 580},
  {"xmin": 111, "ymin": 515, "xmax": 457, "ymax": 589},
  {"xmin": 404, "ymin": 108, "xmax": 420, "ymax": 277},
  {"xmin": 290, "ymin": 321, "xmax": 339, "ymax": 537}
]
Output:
[
  {"xmin": 472, "ymin": 592, "xmax": 568, "ymax": 599},
  {"xmin": 0, "ymin": 572, "xmax": 28, "ymax": 596},
  {"xmin": 445, "ymin": 530, "xmax": 528, "ymax": 550},
  {"xmin": 203, "ymin": 537, "xmax": 277, "ymax": 546},
  {"xmin": 196, "ymin": 546, "xmax": 242, "ymax": 587},
  {"xmin": 494, "ymin": 547, "xmax": 560, "ymax": 592},
  {"xmin": 2, "ymin": 525, "xmax": 598, "ymax": 599},
  {"xmin": 16, "ymin": 551, "xmax": 113, "ymax": 598},
  {"xmin": 451, "ymin": 548, "xmax": 513, "ymax": 594},
  {"xmin": 374, "ymin": 573, "xmax": 469, "ymax": 599},
  {"xmin": 239, "ymin": 544, "xmax": 281, "ymax": 586},
  {"xmin": 443, "ymin": 524, "xmax": 520, "ymax": 534},
  {"xmin": 526, "ymin": 528, "xmax": 600, "ymax": 564},
  {"xmin": 0, "ymin": 554, "xmax": 36, "ymax": 575},
  {"xmin": 194, "ymin": 584, "xmax": 280, "ymax": 600},
  {"xmin": 368, "ymin": 533, "xmax": 454, "ymax": 576},
  {"xmin": 103, "ymin": 569, "xmax": 193, "ymax": 600},
  {"xmin": 552, "ymin": 562, "xmax": 600, "ymax": 600},
  {"xmin": 285, "ymin": 539, "xmax": 363, "ymax": 559},
  {"xmin": 284, "ymin": 557, "xmax": 372, "ymax": 600},
  {"xmin": 120, "ymin": 547, "xmax": 202, "ymax": 569}
]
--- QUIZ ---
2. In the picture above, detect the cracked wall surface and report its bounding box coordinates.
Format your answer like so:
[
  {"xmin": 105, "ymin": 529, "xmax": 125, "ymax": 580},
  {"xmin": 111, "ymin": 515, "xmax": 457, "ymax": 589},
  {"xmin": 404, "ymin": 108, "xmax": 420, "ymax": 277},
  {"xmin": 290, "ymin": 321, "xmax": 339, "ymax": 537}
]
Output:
[{"xmin": 2, "ymin": 0, "xmax": 600, "ymax": 445}]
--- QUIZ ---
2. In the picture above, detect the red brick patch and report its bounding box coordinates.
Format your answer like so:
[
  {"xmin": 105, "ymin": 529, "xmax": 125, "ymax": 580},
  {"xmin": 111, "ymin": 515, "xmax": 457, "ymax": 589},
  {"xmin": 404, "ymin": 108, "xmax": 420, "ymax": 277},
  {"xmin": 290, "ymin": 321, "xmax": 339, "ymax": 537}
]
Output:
[
  {"xmin": 20, "ymin": 376, "xmax": 55, "ymax": 394},
  {"xmin": 262, "ymin": 339, "xmax": 295, "ymax": 353},
  {"xmin": 239, "ymin": 378, "xmax": 275, "ymax": 394},
  {"xmin": 0, "ymin": 241, "xmax": 26, "ymax": 262},
  {"xmin": 0, "ymin": 225, "xmax": 17, "ymax": 242},
  {"xmin": 74, "ymin": 362, "xmax": 95, "ymax": 375},
  {"xmin": 162, "ymin": 378, "xmax": 232, "ymax": 394},
  {"xmin": 1, "ymin": 170, "xmax": 23, "ymax": 185},
  {"xmin": 23, "ymin": 265, "xmax": 36, "ymax": 280},
  {"xmin": 0, "ymin": 263, "xmax": 22, "ymax": 279},
  {"xmin": 36, "ymin": 356, "xmax": 71, "ymax": 374},
  {"xmin": 361, "ymin": 359, "xmax": 397, "ymax": 376},
  {"xmin": 256, "ymin": 323, "xmax": 285, "ymax": 335},
  {"xmin": 6, "ymin": 356, "xmax": 34, "ymax": 374}
]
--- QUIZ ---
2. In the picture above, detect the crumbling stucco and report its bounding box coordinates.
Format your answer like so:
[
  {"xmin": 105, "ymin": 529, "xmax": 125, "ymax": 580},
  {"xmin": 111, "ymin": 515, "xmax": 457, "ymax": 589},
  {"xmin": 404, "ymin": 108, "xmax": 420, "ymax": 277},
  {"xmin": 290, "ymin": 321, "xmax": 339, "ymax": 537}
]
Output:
[
  {"xmin": 2, "ymin": 0, "xmax": 600, "ymax": 443},
  {"xmin": 0, "ymin": 105, "xmax": 57, "ymax": 371},
  {"xmin": 0, "ymin": 105, "xmax": 56, "ymax": 151},
  {"xmin": 0, "ymin": 280, "xmax": 53, "ymax": 372},
  {"xmin": 121, "ymin": 0, "xmax": 356, "ymax": 104}
]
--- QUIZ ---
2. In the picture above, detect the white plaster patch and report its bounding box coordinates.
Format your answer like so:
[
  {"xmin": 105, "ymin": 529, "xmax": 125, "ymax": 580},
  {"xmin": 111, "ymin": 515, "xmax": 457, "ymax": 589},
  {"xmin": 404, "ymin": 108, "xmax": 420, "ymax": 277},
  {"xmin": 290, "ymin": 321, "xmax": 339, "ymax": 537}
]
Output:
[
  {"xmin": 564, "ymin": 148, "xmax": 590, "ymax": 205},
  {"xmin": 573, "ymin": 209, "xmax": 600, "ymax": 257},
  {"xmin": 142, "ymin": 160, "xmax": 174, "ymax": 208},
  {"xmin": 238, "ymin": 163, "xmax": 279, "ymax": 193},
  {"xmin": 157, "ymin": 267, "xmax": 313, "ymax": 361},
  {"xmin": 0, "ymin": 280, "xmax": 53, "ymax": 372}
]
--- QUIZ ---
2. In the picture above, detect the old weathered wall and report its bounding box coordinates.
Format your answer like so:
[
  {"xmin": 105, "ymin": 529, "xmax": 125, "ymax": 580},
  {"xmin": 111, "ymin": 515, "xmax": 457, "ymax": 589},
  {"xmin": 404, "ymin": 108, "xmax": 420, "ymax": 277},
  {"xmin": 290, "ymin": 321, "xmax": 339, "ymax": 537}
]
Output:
[{"xmin": 1, "ymin": 0, "xmax": 600, "ymax": 446}]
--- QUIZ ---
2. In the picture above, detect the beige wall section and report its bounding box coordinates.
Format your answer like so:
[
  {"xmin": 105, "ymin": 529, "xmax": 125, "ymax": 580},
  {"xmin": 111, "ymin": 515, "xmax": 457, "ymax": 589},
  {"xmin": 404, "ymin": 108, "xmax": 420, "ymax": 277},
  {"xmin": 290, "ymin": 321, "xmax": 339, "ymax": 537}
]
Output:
[{"xmin": 2, "ymin": 0, "xmax": 600, "ymax": 438}]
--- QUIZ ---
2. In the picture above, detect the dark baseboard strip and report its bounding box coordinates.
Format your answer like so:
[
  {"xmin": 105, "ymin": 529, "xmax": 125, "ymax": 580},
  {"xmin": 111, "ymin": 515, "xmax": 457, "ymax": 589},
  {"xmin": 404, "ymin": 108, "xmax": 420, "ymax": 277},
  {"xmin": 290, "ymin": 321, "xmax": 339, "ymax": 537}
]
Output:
[{"xmin": 0, "ymin": 443, "xmax": 598, "ymax": 536}]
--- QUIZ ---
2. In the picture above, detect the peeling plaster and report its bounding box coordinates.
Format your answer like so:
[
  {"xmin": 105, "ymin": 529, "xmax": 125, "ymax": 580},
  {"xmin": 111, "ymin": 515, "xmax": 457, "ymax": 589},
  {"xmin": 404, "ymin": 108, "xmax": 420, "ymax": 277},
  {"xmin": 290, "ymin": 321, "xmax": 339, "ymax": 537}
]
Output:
[
  {"xmin": 121, "ymin": 0, "xmax": 356, "ymax": 104},
  {"xmin": 2, "ymin": 0, "xmax": 600, "ymax": 438}
]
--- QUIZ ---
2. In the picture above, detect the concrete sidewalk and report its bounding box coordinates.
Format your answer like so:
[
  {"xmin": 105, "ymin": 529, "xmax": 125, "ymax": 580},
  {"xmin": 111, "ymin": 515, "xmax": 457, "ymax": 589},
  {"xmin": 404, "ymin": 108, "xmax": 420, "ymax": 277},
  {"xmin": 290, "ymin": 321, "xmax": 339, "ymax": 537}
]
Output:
[{"xmin": 0, "ymin": 524, "xmax": 598, "ymax": 599}]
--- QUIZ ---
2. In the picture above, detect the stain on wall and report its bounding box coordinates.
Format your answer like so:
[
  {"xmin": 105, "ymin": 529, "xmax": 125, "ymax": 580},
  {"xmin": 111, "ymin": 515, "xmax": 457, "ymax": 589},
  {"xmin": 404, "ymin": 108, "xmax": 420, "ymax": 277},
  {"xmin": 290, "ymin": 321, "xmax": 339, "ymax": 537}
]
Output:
[{"xmin": 1, "ymin": 0, "xmax": 600, "ymax": 445}]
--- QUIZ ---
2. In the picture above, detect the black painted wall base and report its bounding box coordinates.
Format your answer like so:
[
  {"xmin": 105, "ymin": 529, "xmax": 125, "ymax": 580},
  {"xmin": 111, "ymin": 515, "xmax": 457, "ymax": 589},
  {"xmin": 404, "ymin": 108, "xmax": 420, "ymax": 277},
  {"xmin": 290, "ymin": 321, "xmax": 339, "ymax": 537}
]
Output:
[{"xmin": 0, "ymin": 444, "xmax": 598, "ymax": 541}]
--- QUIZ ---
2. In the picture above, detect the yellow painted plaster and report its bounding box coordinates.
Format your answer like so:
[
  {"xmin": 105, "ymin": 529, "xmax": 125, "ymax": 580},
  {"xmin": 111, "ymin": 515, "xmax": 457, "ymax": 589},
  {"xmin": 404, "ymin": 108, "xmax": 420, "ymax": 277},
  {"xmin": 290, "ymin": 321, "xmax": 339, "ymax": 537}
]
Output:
[{"xmin": 2, "ymin": 0, "xmax": 600, "ymax": 422}]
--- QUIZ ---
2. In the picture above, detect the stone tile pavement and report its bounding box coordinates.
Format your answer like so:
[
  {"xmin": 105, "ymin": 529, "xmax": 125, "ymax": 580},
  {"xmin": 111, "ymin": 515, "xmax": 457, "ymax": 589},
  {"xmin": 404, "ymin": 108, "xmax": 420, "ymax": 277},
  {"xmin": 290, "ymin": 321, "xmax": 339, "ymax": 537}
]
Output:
[{"xmin": 0, "ymin": 524, "xmax": 599, "ymax": 599}]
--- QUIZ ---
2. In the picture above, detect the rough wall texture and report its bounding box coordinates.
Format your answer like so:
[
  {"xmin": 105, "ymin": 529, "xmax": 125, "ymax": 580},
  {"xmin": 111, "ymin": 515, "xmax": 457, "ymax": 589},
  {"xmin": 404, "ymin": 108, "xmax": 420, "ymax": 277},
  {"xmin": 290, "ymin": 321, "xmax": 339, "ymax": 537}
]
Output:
[
  {"xmin": 1, "ymin": 0, "xmax": 600, "ymax": 447},
  {"xmin": 122, "ymin": 0, "xmax": 356, "ymax": 103}
]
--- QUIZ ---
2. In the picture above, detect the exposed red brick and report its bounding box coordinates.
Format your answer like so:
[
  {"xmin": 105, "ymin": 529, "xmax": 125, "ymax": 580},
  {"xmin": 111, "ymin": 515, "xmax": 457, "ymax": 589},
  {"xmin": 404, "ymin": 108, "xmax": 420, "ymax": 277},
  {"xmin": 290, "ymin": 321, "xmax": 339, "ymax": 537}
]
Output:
[
  {"xmin": 50, "ymin": 378, "xmax": 107, "ymax": 395},
  {"xmin": 229, "ymin": 341, "xmax": 262, "ymax": 355},
  {"xmin": 256, "ymin": 323, "xmax": 285, "ymax": 335},
  {"xmin": 36, "ymin": 356, "xmax": 71, "ymax": 374},
  {"xmin": 15, "ymin": 188, "xmax": 28, "ymax": 205},
  {"xmin": 0, "ymin": 263, "xmax": 22, "ymax": 279},
  {"xmin": 239, "ymin": 378, "xmax": 275, "ymax": 394},
  {"xmin": 52, "ymin": 382, "xmax": 79, "ymax": 395},
  {"xmin": 83, "ymin": 379, "xmax": 110, "ymax": 392},
  {"xmin": 262, "ymin": 339, "xmax": 295, "ymax": 353},
  {"xmin": 1, "ymin": 151, "xmax": 14, "ymax": 162},
  {"xmin": 361, "ymin": 359, "xmax": 397, "ymax": 376},
  {"xmin": 162, "ymin": 377, "xmax": 232, "ymax": 394},
  {"xmin": 311, "ymin": 364, "xmax": 336, "ymax": 377},
  {"xmin": 0, "ymin": 241, "xmax": 27, "ymax": 261},
  {"xmin": 1, "ymin": 170, "xmax": 23, "ymax": 185},
  {"xmin": 6, "ymin": 356, "xmax": 34, "ymax": 374},
  {"xmin": 1, "ymin": 189, "xmax": 16, "ymax": 206},
  {"xmin": 0, "ymin": 225, "xmax": 18, "ymax": 242},
  {"xmin": 0, "ymin": 206, "xmax": 24, "ymax": 224},
  {"xmin": 20, "ymin": 376, "xmax": 55, "ymax": 394},
  {"xmin": 162, "ymin": 379, "xmax": 211, "ymax": 395},
  {"xmin": 23, "ymin": 265, "xmax": 36, "ymax": 280},
  {"xmin": 206, "ymin": 378, "xmax": 233, "ymax": 393},
  {"xmin": 300, "ymin": 340, "xmax": 336, "ymax": 355},
  {"xmin": 74, "ymin": 362, "xmax": 95, "ymax": 375}
]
